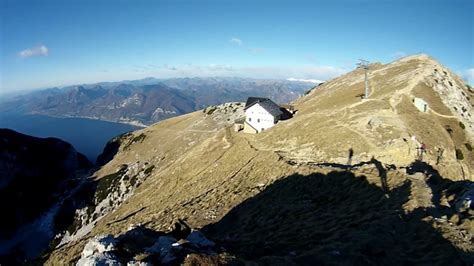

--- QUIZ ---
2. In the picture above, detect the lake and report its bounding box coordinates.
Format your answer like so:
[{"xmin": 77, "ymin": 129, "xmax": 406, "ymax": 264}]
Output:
[{"xmin": 0, "ymin": 113, "xmax": 141, "ymax": 163}]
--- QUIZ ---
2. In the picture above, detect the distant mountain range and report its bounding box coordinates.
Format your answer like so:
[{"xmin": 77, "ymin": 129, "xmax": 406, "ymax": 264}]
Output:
[{"xmin": 0, "ymin": 77, "xmax": 318, "ymax": 126}]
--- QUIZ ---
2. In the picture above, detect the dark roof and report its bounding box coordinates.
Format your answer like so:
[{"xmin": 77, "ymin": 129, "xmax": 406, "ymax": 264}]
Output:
[
  {"xmin": 244, "ymin": 97, "xmax": 283, "ymax": 117},
  {"xmin": 245, "ymin": 97, "xmax": 270, "ymax": 107}
]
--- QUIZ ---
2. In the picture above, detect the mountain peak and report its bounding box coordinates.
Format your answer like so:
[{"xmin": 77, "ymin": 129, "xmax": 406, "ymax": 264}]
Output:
[
  {"xmin": 43, "ymin": 54, "xmax": 474, "ymax": 265},
  {"xmin": 396, "ymin": 53, "xmax": 432, "ymax": 62}
]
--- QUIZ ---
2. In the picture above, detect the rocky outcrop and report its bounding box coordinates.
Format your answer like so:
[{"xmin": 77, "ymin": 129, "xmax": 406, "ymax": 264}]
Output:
[
  {"xmin": 57, "ymin": 160, "xmax": 156, "ymax": 247},
  {"xmin": 76, "ymin": 223, "xmax": 230, "ymax": 265}
]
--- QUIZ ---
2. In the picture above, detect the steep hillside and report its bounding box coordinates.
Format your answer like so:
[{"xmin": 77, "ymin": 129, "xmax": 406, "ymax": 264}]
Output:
[
  {"xmin": 264, "ymin": 54, "xmax": 473, "ymax": 179},
  {"xmin": 46, "ymin": 55, "xmax": 473, "ymax": 265},
  {"xmin": 0, "ymin": 129, "xmax": 92, "ymax": 263}
]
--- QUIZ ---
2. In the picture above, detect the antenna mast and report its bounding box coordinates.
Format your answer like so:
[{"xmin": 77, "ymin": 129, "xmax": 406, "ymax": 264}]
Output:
[{"xmin": 357, "ymin": 59, "xmax": 369, "ymax": 99}]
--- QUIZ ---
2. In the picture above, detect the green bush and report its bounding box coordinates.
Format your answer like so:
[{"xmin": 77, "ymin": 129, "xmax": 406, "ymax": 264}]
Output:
[{"xmin": 459, "ymin": 121, "xmax": 465, "ymax": 130}]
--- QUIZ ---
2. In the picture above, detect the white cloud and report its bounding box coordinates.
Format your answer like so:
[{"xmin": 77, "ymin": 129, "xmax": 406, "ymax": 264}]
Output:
[
  {"xmin": 230, "ymin": 38, "xmax": 243, "ymax": 46},
  {"xmin": 287, "ymin": 78, "xmax": 324, "ymax": 84},
  {"xmin": 463, "ymin": 68, "xmax": 474, "ymax": 84},
  {"xmin": 18, "ymin": 45, "xmax": 49, "ymax": 58}
]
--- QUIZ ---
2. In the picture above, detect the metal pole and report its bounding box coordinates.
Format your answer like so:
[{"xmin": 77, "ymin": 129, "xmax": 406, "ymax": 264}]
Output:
[
  {"xmin": 364, "ymin": 68, "xmax": 368, "ymax": 99},
  {"xmin": 357, "ymin": 59, "xmax": 369, "ymax": 99}
]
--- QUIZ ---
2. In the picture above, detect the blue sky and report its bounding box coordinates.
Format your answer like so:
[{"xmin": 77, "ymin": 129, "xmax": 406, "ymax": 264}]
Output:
[{"xmin": 1, "ymin": 0, "xmax": 473, "ymax": 92}]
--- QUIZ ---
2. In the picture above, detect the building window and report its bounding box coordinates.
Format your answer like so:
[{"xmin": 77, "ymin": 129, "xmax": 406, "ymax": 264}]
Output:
[
  {"xmin": 248, "ymin": 117, "xmax": 251, "ymax": 122},
  {"xmin": 257, "ymin": 119, "xmax": 260, "ymax": 123}
]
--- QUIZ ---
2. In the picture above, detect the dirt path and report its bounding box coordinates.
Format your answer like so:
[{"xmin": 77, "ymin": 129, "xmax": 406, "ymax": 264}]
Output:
[
  {"xmin": 222, "ymin": 127, "xmax": 233, "ymax": 149},
  {"xmin": 186, "ymin": 129, "xmax": 219, "ymax": 133},
  {"xmin": 428, "ymin": 109, "xmax": 457, "ymax": 119},
  {"xmin": 389, "ymin": 67, "xmax": 433, "ymax": 109}
]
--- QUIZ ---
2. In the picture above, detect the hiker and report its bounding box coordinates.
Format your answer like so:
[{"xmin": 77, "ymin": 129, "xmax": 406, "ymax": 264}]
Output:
[
  {"xmin": 417, "ymin": 143, "xmax": 426, "ymax": 161},
  {"xmin": 436, "ymin": 147, "xmax": 444, "ymax": 165},
  {"xmin": 347, "ymin": 148, "xmax": 354, "ymax": 166}
]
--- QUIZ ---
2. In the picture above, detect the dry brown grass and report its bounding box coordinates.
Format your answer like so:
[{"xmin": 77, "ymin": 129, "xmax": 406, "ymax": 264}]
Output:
[{"xmin": 46, "ymin": 55, "xmax": 474, "ymax": 264}]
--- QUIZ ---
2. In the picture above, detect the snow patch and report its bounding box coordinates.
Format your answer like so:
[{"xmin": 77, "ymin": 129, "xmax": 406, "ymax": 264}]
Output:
[
  {"xmin": 76, "ymin": 235, "xmax": 120, "ymax": 266},
  {"xmin": 187, "ymin": 230, "xmax": 215, "ymax": 247},
  {"xmin": 287, "ymin": 77, "xmax": 324, "ymax": 84}
]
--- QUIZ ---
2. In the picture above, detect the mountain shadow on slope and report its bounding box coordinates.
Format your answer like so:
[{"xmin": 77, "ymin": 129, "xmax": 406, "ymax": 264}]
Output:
[
  {"xmin": 0, "ymin": 129, "xmax": 92, "ymax": 238},
  {"xmin": 203, "ymin": 169, "xmax": 472, "ymax": 265},
  {"xmin": 405, "ymin": 160, "xmax": 473, "ymax": 220},
  {"xmin": 0, "ymin": 129, "xmax": 92, "ymax": 263}
]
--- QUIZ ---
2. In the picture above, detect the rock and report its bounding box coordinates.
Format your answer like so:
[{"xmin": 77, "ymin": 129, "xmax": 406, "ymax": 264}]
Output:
[
  {"xmin": 455, "ymin": 185, "xmax": 474, "ymax": 213},
  {"xmin": 81, "ymin": 235, "xmax": 117, "ymax": 258},
  {"xmin": 76, "ymin": 252, "xmax": 120, "ymax": 266},
  {"xmin": 146, "ymin": 236, "xmax": 177, "ymax": 253},
  {"xmin": 449, "ymin": 214, "xmax": 460, "ymax": 225},
  {"xmin": 76, "ymin": 235, "xmax": 120, "ymax": 266},
  {"xmin": 146, "ymin": 236, "xmax": 182, "ymax": 264},
  {"xmin": 186, "ymin": 230, "xmax": 215, "ymax": 248},
  {"xmin": 127, "ymin": 261, "xmax": 152, "ymax": 266}
]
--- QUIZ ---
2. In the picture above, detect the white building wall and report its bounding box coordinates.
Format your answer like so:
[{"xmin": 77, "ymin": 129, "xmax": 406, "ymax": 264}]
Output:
[
  {"xmin": 245, "ymin": 103, "xmax": 276, "ymax": 133},
  {"xmin": 414, "ymin": 97, "xmax": 429, "ymax": 112}
]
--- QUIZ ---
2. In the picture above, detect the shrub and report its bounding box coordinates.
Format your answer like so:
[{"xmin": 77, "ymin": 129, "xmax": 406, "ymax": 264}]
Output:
[
  {"xmin": 96, "ymin": 164, "xmax": 128, "ymax": 202},
  {"xmin": 445, "ymin": 125, "xmax": 453, "ymax": 135},
  {"xmin": 124, "ymin": 133, "xmax": 146, "ymax": 150},
  {"xmin": 459, "ymin": 121, "xmax": 465, "ymax": 130},
  {"xmin": 144, "ymin": 165, "xmax": 155, "ymax": 175},
  {"xmin": 204, "ymin": 106, "xmax": 217, "ymax": 115},
  {"xmin": 132, "ymin": 133, "xmax": 146, "ymax": 143},
  {"xmin": 455, "ymin": 149, "xmax": 464, "ymax": 160},
  {"xmin": 465, "ymin": 143, "xmax": 472, "ymax": 151}
]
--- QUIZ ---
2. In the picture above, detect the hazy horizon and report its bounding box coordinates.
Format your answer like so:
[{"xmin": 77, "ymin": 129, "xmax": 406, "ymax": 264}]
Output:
[{"xmin": 1, "ymin": 0, "xmax": 473, "ymax": 92}]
